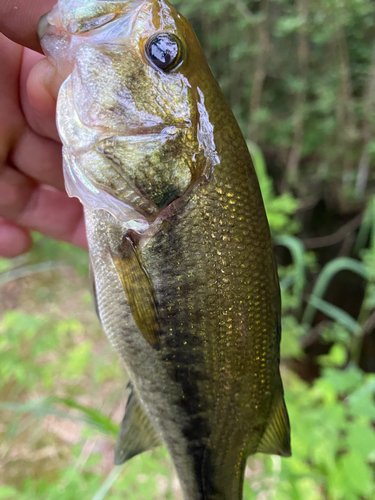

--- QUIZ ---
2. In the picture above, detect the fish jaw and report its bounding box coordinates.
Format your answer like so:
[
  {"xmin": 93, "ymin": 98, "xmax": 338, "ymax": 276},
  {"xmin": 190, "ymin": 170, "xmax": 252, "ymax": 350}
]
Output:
[{"xmin": 38, "ymin": 1, "xmax": 145, "ymax": 82}]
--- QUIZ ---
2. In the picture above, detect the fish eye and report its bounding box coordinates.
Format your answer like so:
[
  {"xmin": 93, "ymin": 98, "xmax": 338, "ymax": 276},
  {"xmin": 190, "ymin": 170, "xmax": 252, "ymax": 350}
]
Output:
[{"xmin": 145, "ymin": 33, "xmax": 183, "ymax": 72}]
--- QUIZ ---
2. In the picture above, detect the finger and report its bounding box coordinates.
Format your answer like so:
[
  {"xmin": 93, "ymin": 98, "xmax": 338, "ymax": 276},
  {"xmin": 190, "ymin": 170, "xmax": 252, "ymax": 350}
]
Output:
[
  {"xmin": 18, "ymin": 185, "xmax": 88, "ymax": 249},
  {"xmin": 0, "ymin": 40, "xmax": 64, "ymax": 191},
  {"xmin": 0, "ymin": 219, "xmax": 32, "ymax": 258},
  {"xmin": 22, "ymin": 49, "xmax": 60, "ymax": 142},
  {"xmin": 0, "ymin": 164, "xmax": 87, "ymax": 249},
  {"xmin": 0, "ymin": 165, "xmax": 36, "ymax": 220},
  {"xmin": 0, "ymin": 35, "xmax": 25, "ymax": 159},
  {"xmin": 11, "ymin": 127, "xmax": 65, "ymax": 191},
  {"xmin": 0, "ymin": 0, "xmax": 56, "ymax": 53}
]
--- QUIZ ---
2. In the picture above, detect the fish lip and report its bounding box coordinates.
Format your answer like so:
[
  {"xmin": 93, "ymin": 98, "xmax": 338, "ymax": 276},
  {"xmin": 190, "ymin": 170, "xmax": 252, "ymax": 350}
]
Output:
[
  {"xmin": 38, "ymin": 4, "xmax": 63, "ymax": 43},
  {"xmin": 37, "ymin": 13, "xmax": 50, "ymax": 41}
]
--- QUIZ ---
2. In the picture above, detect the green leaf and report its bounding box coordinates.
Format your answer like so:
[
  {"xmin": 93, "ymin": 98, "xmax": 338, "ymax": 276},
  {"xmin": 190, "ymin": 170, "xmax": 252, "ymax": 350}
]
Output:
[
  {"xmin": 0, "ymin": 261, "xmax": 65, "ymax": 287},
  {"xmin": 0, "ymin": 396, "xmax": 119, "ymax": 437},
  {"xmin": 319, "ymin": 344, "xmax": 347, "ymax": 367},
  {"xmin": 62, "ymin": 341, "xmax": 92, "ymax": 378},
  {"xmin": 0, "ymin": 486, "xmax": 19, "ymax": 499},
  {"xmin": 92, "ymin": 468, "xmax": 124, "ymax": 500},
  {"xmin": 302, "ymin": 258, "xmax": 370, "ymax": 327},
  {"xmin": 339, "ymin": 451, "xmax": 373, "ymax": 496},
  {"xmin": 346, "ymin": 424, "xmax": 375, "ymax": 459},
  {"xmin": 275, "ymin": 235, "xmax": 306, "ymax": 309}
]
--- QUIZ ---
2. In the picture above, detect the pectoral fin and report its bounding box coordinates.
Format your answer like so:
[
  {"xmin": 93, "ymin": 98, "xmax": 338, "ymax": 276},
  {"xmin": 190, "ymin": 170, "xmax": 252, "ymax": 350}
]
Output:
[
  {"xmin": 111, "ymin": 235, "xmax": 160, "ymax": 349},
  {"xmin": 115, "ymin": 382, "xmax": 161, "ymax": 465},
  {"xmin": 257, "ymin": 391, "xmax": 291, "ymax": 457}
]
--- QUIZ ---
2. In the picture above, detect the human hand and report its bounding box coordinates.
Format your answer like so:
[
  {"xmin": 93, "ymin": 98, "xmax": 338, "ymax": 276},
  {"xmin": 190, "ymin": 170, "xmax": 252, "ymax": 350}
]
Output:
[{"xmin": 0, "ymin": 0, "xmax": 87, "ymax": 258}]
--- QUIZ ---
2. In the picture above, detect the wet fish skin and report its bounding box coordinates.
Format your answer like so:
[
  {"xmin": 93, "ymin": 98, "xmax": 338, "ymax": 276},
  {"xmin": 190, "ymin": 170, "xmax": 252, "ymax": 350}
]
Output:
[{"xmin": 39, "ymin": 1, "xmax": 291, "ymax": 499}]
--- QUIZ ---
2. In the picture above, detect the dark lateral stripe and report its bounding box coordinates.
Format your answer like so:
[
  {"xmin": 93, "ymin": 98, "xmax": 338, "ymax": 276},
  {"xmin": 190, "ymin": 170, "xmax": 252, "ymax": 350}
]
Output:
[{"xmin": 149, "ymin": 217, "xmax": 217, "ymax": 497}]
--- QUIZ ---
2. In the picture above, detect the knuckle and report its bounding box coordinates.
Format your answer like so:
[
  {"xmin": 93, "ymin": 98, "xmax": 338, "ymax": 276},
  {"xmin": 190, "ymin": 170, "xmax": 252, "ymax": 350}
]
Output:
[{"xmin": 0, "ymin": 167, "xmax": 34, "ymax": 220}]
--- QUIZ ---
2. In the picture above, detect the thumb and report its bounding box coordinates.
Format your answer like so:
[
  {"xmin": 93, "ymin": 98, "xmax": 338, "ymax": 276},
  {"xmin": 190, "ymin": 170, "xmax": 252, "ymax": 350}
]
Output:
[
  {"xmin": 25, "ymin": 55, "xmax": 64, "ymax": 142},
  {"xmin": 0, "ymin": 0, "xmax": 56, "ymax": 52}
]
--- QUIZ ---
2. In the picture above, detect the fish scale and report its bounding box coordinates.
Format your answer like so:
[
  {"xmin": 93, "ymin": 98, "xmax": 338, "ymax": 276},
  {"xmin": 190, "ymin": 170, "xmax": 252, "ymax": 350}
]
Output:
[
  {"xmin": 139, "ymin": 149, "xmax": 278, "ymax": 494},
  {"xmin": 39, "ymin": 0, "xmax": 291, "ymax": 498}
]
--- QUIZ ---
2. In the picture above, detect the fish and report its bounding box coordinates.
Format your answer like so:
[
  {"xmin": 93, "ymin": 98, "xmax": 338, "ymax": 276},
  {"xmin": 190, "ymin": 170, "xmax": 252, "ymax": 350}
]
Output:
[{"xmin": 38, "ymin": 1, "xmax": 291, "ymax": 498}]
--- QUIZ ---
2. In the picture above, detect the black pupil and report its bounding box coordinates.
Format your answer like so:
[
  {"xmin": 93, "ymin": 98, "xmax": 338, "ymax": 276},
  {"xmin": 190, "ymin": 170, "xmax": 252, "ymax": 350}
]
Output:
[{"xmin": 148, "ymin": 34, "xmax": 179, "ymax": 70}]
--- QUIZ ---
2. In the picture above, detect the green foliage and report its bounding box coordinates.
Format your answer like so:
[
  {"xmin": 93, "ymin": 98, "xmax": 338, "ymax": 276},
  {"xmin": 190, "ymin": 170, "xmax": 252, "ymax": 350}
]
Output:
[
  {"xmin": 302, "ymin": 257, "xmax": 369, "ymax": 327},
  {"xmin": 248, "ymin": 141, "xmax": 300, "ymax": 234},
  {"xmin": 275, "ymin": 235, "xmax": 307, "ymax": 309},
  {"xmin": 270, "ymin": 367, "xmax": 375, "ymax": 500},
  {"xmin": 175, "ymin": 0, "xmax": 375, "ymax": 202},
  {"xmin": 0, "ymin": 446, "xmax": 176, "ymax": 500},
  {"xmin": 0, "ymin": 311, "xmax": 92, "ymax": 392},
  {"xmin": 0, "ymin": 397, "xmax": 119, "ymax": 438},
  {"xmin": 30, "ymin": 233, "xmax": 89, "ymax": 275},
  {"xmin": 261, "ymin": 164, "xmax": 375, "ymax": 499},
  {"xmin": 2, "ymin": 2, "xmax": 375, "ymax": 498}
]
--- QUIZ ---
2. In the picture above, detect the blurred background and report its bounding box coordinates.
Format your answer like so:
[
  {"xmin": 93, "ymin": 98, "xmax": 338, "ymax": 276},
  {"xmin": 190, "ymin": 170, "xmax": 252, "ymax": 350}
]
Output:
[{"xmin": 1, "ymin": 0, "xmax": 375, "ymax": 498}]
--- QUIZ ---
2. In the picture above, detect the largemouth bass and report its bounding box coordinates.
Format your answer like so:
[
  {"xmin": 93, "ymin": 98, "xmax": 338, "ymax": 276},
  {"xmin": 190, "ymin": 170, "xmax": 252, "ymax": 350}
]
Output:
[{"xmin": 39, "ymin": 1, "xmax": 291, "ymax": 498}]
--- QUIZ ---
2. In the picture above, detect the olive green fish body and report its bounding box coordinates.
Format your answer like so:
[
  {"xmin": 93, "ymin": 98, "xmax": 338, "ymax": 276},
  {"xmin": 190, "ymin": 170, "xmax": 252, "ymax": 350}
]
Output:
[{"xmin": 40, "ymin": 1, "xmax": 291, "ymax": 498}]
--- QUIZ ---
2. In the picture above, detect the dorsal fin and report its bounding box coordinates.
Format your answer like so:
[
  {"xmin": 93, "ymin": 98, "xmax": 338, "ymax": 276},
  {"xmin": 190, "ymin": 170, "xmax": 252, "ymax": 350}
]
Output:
[
  {"xmin": 257, "ymin": 391, "xmax": 291, "ymax": 457},
  {"xmin": 111, "ymin": 235, "xmax": 160, "ymax": 349},
  {"xmin": 115, "ymin": 382, "xmax": 161, "ymax": 465}
]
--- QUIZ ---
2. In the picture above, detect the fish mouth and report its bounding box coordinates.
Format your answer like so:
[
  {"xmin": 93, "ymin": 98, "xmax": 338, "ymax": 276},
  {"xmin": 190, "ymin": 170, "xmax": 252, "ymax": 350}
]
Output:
[
  {"xmin": 57, "ymin": 0, "xmax": 143, "ymax": 30},
  {"xmin": 38, "ymin": 1, "xmax": 144, "ymax": 41},
  {"xmin": 37, "ymin": 12, "xmax": 51, "ymax": 41}
]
